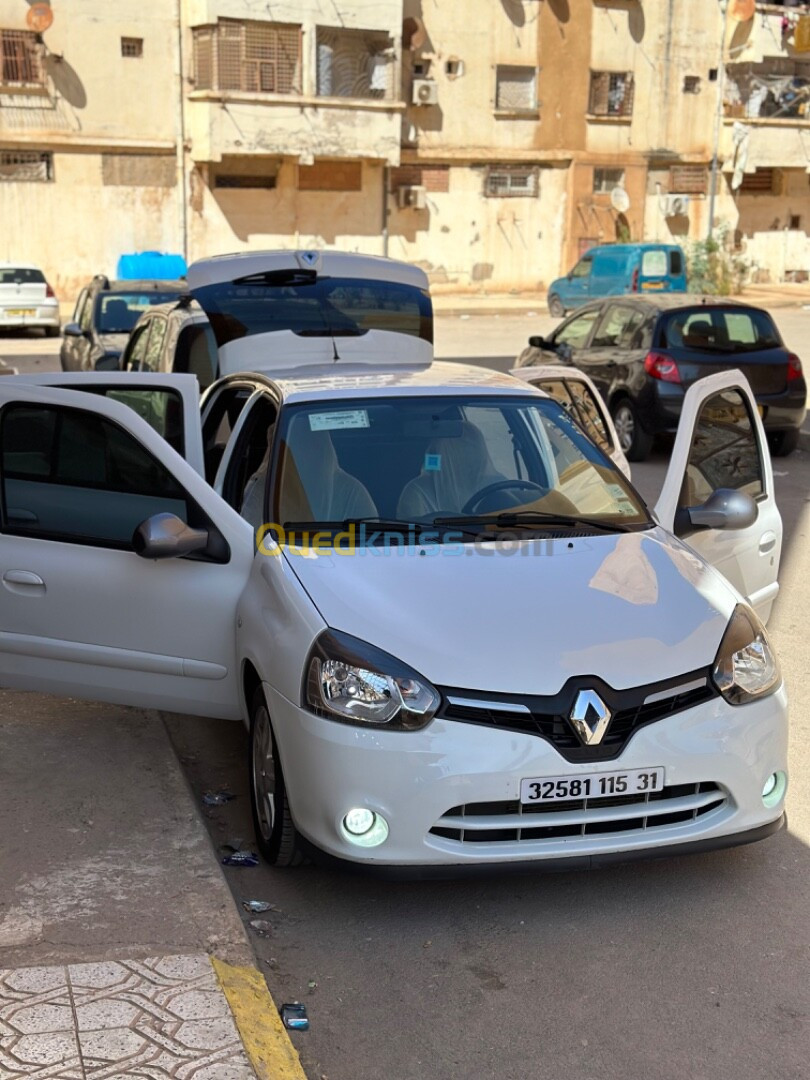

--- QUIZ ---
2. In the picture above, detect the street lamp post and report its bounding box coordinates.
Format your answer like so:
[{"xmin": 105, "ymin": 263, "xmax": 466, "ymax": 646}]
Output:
[{"xmin": 707, "ymin": 0, "xmax": 731, "ymax": 240}]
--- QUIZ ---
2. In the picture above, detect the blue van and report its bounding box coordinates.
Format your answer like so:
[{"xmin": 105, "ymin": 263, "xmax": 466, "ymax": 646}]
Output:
[{"xmin": 547, "ymin": 243, "xmax": 687, "ymax": 318}]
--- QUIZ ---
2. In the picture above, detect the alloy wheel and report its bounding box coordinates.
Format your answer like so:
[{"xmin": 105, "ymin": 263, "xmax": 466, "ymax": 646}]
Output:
[{"xmin": 251, "ymin": 703, "xmax": 276, "ymax": 843}]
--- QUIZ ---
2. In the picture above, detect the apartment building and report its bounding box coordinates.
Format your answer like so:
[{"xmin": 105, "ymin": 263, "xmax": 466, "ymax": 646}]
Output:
[{"xmin": 0, "ymin": 0, "xmax": 807, "ymax": 300}]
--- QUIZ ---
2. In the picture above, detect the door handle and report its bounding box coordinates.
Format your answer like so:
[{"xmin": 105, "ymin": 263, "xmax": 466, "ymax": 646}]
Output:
[
  {"xmin": 758, "ymin": 531, "xmax": 777, "ymax": 555},
  {"xmin": 2, "ymin": 570, "xmax": 45, "ymax": 591}
]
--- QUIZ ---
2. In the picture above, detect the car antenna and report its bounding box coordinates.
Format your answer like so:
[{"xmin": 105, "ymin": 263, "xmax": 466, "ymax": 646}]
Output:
[{"xmin": 318, "ymin": 299, "xmax": 341, "ymax": 362}]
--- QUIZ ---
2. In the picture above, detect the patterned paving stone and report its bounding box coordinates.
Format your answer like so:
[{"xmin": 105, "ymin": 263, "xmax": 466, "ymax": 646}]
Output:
[{"xmin": 0, "ymin": 955, "xmax": 256, "ymax": 1079}]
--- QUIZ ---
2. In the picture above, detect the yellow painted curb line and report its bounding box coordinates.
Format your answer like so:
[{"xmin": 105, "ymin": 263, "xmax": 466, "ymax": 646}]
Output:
[{"xmin": 211, "ymin": 956, "xmax": 308, "ymax": 1080}]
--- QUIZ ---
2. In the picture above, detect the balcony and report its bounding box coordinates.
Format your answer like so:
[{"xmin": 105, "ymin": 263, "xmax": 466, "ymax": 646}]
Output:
[{"xmin": 724, "ymin": 61, "xmax": 810, "ymax": 120}]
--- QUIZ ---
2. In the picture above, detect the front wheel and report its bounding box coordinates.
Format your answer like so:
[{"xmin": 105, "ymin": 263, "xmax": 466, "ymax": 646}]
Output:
[
  {"xmin": 768, "ymin": 429, "xmax": 800, "ymax": 457},
  {"xmin": 611, "ymin": 398, "xmax": 653, "ymax": 462},
  {"xmin": 548, "ymin": 294, "xmax": 565, "ymax": 319},
  {"xmin": 248, "ymin": 688, "xmax": 302, "ymax": 866}
]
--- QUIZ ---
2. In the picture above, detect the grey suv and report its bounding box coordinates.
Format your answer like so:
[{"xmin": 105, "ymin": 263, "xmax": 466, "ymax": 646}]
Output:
[
  {"xmin": 119, "ymin": 298, "xmax": 218, "ymax": 388},
  {"xmin": 60, "ymin": 275, "xmax": 185, "ymax": 372}
]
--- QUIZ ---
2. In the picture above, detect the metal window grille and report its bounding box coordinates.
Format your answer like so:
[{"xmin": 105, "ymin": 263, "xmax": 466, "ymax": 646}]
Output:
[
  {"xmin": 669, "ymin": 165, "xmax": 708, "ymax": 195},
  {"xmin": 484, "ymin": 166, "xmax": 539, "ymax": 198},
  {"xmin": 593, "ymin": 168, "xmax": 625, "ymax": 193},
  {"xmin": 192, "ymin": 21, "xmax": 302, "ymax": 94},
  {"xmin": 739, "ymin": 168, "xmax": 777, "ymax": 194},
  {"xmin": 121, "ymin": 37, "xmax": 143, "ymax": 58},
  {"xmin": 495, "ymin": 66, "xmax": 537, "ymax": 111},
  {"xmin": 0, "ymin": 150, "xmax": 52, "ymax": 181},
  {"xmin": 316, "ymin": 27, "xmax": 394, "ymax": 100},
  {"xmin": 0, "ymin": 29, "xmax": 43, "ymax": 87},
  {"xmin": 589, "ymin": 71, "xmax": 634, "ymax": 117}
]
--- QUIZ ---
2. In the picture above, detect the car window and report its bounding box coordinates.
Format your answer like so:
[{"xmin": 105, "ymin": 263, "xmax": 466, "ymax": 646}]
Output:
[
  {"xmin": 532, "ymin": 378, "xmax": 612, "ymax": 454},
  {"xmin": 71, "ymin": 385, "xmax": 186, "ymax": 456},
  {"xmin": 669, "ymin": 249, "xmax": 684, "ymax": 276},
  {"xmin": 174, "ymin": 323, "xmax": 218, "ymax": 388},
  {"xmin": 143, "ymin": 317, "xmax": 167, "ymax": 372},
  {"xmin": 0, "ymin": 403, "xmax": 192, "ymax": 547},
  {"xmin": 661, "ymin": 308, "xmax": 781, "ymax": 353},
  {"xmin": 96, "ymin": 292, "xmax": 181, "ymax": 334},
  {"xmin": 678, "ymin": 388, "xmax": 764, "ymax": 509},
  {"xmin": 78, "ymin": 291, "xmax": 93, "ymax": 332},
  {"xmin": 641, "ymin": 250, "xmax": 668, "ymax": 277},
  {"xmin": 0, "ymin": 267, "xmax": 45, "ymax": 285},
  {"xmin": 531, "ymin": 379, "xmax": 575, "ymax": 414},
  {"xmin": 591, "ymin": 306, "xmax": 645, "ymax": 349},
  {"xmin": 125, "ymin": 324, "xmax": 151, "ymax": 371},
  {"xmin": 201, "ymin": 386, "xmax": 253, "ymax": 484},
  {"xmin": 570, "ymin": 256, "xmax": 593, "ymax": 280},
  {"xmin": 554, "ymin": 309, "xmax": 601, "ymax": 348},
  {"xmin": 220, "ymin": 396, "xmax": 279, "ymax": 526}
]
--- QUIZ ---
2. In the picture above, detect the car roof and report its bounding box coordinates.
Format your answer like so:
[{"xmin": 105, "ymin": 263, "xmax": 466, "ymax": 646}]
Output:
[
  {"xmin": 566, "ymin": 295, "xmax": 752, "ymax": 317},
  {"xmin": 132, "ymin": 298, "xmax": 204, "ymax": 320},
  {"xmin": 106, "ymin": 279, "xmax": 186, "ymax": 292},
  {"xmin": 587, "ymin": 243, "xmax": 681, "ymax": 254},
  {"xmin": 228, "ymin": 361, "xmax": 545, "ymax": 405},
  {"xmin": 187, "ymin": 249, "xmax": 429, "ymax": 291}
]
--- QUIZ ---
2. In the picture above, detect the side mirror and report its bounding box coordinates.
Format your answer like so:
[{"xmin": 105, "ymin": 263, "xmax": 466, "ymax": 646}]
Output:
[
  {"xmin": 675, "ymin": 488, "xmax": 758, "ymax": 538},
  {"xmin": 94, "ymin": 353, "xmax": 121, "ymax": 372},
  {"xmin": 132, "ymin": 512, "xmax": 209, "ymax": 559},
  {"xmin": 528, "ymin": 335, "xmax": 547, "ymax": 349},
  {"xmin": 62, "ymin": 322, "xmax": 84, "ymax": 337}
]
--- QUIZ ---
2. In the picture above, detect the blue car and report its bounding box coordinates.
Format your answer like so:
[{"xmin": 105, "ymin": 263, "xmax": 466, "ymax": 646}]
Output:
[{"xmin": 548, "ymin": 243, "xmax": 687, "ymax": 318}]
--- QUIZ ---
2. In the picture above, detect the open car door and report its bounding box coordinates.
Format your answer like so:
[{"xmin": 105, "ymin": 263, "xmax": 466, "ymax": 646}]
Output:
[
  {"xmin": 511, "ymin": 362, "xmax": 631, "ymax": 479},
  {"xmin": 4, "ymin": 371, "xmax": 205, "ymax": 477},
  {"xmin": 655, "ymin": 370, "xmax": 782, "ymax": 624},
  {"xmin": 0, "ymin": 382, "xmax": 254, "ymax": 717}
]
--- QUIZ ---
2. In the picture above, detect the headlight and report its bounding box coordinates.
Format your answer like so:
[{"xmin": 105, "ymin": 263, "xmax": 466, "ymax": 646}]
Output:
[
  {"xmin": 304, "ymin": 629, "xmax": 440, "ymax": 730},
  {"xmin": 712, "ymin": 604, "xmax": 781, "ymax": 705}
]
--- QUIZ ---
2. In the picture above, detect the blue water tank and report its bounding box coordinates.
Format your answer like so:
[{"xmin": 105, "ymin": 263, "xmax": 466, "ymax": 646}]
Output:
[{"xmin": 116, "ymin": 251, "xmax": 187, "ymax": 280}]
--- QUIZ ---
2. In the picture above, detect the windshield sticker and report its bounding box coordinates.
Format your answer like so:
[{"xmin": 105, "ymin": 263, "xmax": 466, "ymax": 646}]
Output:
[
  {"xmin": 607, "ymin": 483, "xmax": 638, "ymax": 513},
  {"xmin": 424, "ymin": 453, "xmax": 442, "ymax": 471},
  {"xmin": 309, "ymin": 410, "xmax": 369, "ymax": 432}
]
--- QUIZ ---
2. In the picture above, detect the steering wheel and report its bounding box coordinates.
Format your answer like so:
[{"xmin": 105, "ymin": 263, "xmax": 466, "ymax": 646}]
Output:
[{"xmin": 462, "ymin": 479, "xmax": 547, "ymax": 515}]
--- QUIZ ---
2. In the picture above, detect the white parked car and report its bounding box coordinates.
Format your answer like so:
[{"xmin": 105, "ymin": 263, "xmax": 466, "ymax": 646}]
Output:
[
  {"xmin": 0, "ymin": 263, "xmax": 60, "ymax": 335},
  {"xmin": 0, "ymin": 356, "xmax": 787, "ymax": 874}
]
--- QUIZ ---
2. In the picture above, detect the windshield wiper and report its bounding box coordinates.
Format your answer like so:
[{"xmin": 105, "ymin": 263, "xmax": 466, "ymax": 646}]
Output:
[
  {"xmin": 433, "ymin": 511, "xmax": 641, "ymax": 534},
  {"xmin": 282, "ymin": 517, "xmax": 481, "ymax": 540}
]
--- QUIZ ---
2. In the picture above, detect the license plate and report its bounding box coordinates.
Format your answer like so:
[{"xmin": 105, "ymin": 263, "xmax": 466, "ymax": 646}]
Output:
[
  {"xmin": 641, "ymin": 281, "xmax": 664, "ymax": 290},
  {"xmin": 520, "ymin": 767, "xmax": 665, "ymax": 804},
  {"xmin": 6, "ymin": 308, "xmax": 35, "ymax": 316}
]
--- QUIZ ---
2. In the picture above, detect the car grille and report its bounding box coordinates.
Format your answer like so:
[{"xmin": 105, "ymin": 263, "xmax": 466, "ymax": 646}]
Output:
[
  {"xmin": 430, "ymin": 782, "xmax": 728, "ymax": 845},
  {"xmin": 438, "ymin": 671, "xmax": 717, "ymax": 763}
]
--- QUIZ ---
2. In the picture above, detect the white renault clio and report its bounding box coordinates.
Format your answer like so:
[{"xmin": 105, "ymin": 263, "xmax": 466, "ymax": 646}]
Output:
[{"xmin": 0, "ymin": 359, "xmax": 786, "ymax": 874}]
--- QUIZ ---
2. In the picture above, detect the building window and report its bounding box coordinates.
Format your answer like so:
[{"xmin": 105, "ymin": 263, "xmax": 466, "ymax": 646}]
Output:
[
  {"xmin": 789, "ymin": 214, "xmax": 802, "ymax": 230},
  {"xmin": 390, "ymin": 165, "xmax": 449, "ymax": 193},
  {"xmin": 0, "ymin": 29, "xmax": 43, "ymax": 88},
  {"xmin": 669, "ymin": 165, "xmax": 708, "ymax": 195},
  {"xmin": 484, "ymin": 166, "xmax": 539, "ymax": 198},
  {"xmin": 192, "ymin": 20, "xmax": 302, "ymax": 95},
  {"xmin": 739, "ymin": 168, "xmax": 777, "ymax": 194},
  {"xmin": 495, "ymin": 65, "xmax": 538, "ymax": 112},
  {"xmin": 589, "ymin": 71, "xmax": 635, "ymax": 117},
  {"xmin": 121, "ymin": 37, "xmax": 143, "ymax": 58},
  {"xmin": 593, "ymin": 168, "xmax": 625, "ymax": 193},
  {"xmin": 316, "ymin": 28, "xmax": 395, "ymax": 100},
  {"xmin": 683, "ymin": 75, "xmax": 701, "ymax": 94},
  {"xmin": 298, "ymin": 160, "xmax": 362, "ymax": 192},
  {"xmin": 214, "ymin": 174, "xmax": 277, "ymax": 190},
  {"xmin": 0, "ymin": 150, "xmax": 52, "ymax": 182}
]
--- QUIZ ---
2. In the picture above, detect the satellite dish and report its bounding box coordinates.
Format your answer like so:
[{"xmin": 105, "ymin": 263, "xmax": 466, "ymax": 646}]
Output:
[
  {"xmin": 26, "ymin": 3, "xmax": 53, "ymax": 33},
  {"xmin": 402, "ymin": 17, "xmax": 427, "ymax": 52},
  {"xmin": 610, "ymin": 187, "xmax": 631, "ymax": 214}
]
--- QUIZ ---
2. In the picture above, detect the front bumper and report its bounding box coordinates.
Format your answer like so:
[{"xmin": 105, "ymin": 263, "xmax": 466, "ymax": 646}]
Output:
[{"xmin": 265, "ymin": 681, "xmax": 788, "ymax": 870}]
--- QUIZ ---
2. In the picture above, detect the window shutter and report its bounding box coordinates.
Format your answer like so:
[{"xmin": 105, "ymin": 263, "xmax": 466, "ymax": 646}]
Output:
[{"xmin": 589, "ymin": 72, "xmax": 610, "ymax": 114}]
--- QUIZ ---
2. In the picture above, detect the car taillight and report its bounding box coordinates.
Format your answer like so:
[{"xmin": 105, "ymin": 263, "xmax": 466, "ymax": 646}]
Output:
[
  {"xmin": 787, "ymin": 353, "xmax": 802, "ymax": 382},
  {"xmin": 45, "ymin": 283, "xmax": 55, "ymax": 298},
  {"xmin": 644, "ymin": 351, "xmax": 681, "ymax": 383},
  {"xmin": 631, "ymin": 268, "xmax": 639, "ymax": 292}
]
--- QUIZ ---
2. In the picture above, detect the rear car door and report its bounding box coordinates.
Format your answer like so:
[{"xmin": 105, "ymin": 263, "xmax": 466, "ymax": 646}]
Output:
[
  {"xmin": 655, "ymin": 370, "xmax": 782, "ymax": 623},
  {"xmin": 510, "ymin": 363, "xmax": 630, "ymax": 477},
  {"xmin": 0, "ymin": 382, "xmax": 253, "ymax": 717}
]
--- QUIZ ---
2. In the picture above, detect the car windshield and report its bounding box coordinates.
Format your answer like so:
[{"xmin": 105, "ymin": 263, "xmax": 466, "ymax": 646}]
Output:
[
  {"xmin": 97, "ymin": 292, "xmax": 181, "ymax": 333},
  {"xmin": 270, "ymin": 395, "xmax": 650, "ymax": 543},
  {"xmin": 661, "ymin": 307, "xmax": 782, "ymax": 353},
  {"xmin": 191, "ymin": 274, "xmax": 433, "ymax": 345},
  {"xmin": 0, "ymin": 267, "xmax": 44, "ymax": 284}
]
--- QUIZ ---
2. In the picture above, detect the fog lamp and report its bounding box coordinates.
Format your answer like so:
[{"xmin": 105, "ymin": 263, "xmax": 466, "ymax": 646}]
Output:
[
  {"xmin": 762, "ymin": 771, "xmax": 786, "ymax": 809},
  {"xmin": 341, "ymin": 809, "xmax": 389, "ymax": 847}
]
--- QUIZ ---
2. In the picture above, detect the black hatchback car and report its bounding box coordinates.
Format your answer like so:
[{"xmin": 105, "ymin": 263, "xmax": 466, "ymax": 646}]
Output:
[
  {"xmin": 60, "ymin": 275, "xmax": 185, "ymax": 372},
  {"xmin": 515, "ymin": 296, "xmax": 806, "ymax": 460}
]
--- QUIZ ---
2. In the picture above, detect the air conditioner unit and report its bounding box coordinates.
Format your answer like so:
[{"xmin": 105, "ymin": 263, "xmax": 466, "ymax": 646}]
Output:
[
  {"xmin": 665, "ymin": 194, "xmax": 691, "ymax": 217},
  {"xmin": 412, "ymin": 78, "xmax": 438, "ymax": 106},
  {"xmin": 396, "ymin": 184, "xmax": 427, "ymax": 209}
]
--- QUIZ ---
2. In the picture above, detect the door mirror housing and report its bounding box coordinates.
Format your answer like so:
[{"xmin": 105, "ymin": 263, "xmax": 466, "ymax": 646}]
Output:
[
  {"xmin": 62, "ymin": 322, "xmax": 84, "ymax": 337},
  {"xmin": 528, "ymin": 335, "xmax": 548, "ymax": 349},
  {"xmin": 675, "ymin": 489, "xmax": 758, "ymax": 538},
  {"xmin": 132, "ymin": 513, "xmax": 209, "ymax": 560}
]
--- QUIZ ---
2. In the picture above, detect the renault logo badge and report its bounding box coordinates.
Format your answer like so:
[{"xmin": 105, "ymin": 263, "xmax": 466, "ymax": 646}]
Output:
[{"xmin": 569, "ymin": 689, "xmax": 612, "ymax": 746}]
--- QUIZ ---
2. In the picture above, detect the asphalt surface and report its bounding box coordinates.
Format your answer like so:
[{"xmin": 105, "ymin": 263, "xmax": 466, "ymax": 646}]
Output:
[{"xmin": 2, "ymin": 316, "xmax": 809, "ymax": 1080}]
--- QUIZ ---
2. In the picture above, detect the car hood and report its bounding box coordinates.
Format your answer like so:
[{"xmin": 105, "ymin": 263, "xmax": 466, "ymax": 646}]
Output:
[
  {"xmin": 284, "ymin": 527, "xmax": 736, "ymax": 694},
  {"xmin": 218, "ymin": 329, "xmax": 432, "ymax": 376}
]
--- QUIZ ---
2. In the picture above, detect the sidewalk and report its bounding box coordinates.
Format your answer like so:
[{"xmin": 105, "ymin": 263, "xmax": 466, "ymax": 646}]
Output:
[
  {"xmin": 0, "ymin": 690, "xmax": 305, "ymax": 1079},
  {"xmin": 430, "ymin": 281, "xmax": 810, "ymax": 316}
]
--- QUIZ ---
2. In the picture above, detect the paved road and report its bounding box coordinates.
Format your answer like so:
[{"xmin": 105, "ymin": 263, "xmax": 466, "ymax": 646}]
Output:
[{"xmin": 3, "ymin": 318, "xmax": 810, "ymax": 1080}]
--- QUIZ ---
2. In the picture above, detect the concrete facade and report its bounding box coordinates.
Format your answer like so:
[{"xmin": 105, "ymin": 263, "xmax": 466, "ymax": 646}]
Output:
[{"xmin": 0, "ymin": 0, "xmax": 807, "ymax": 304}]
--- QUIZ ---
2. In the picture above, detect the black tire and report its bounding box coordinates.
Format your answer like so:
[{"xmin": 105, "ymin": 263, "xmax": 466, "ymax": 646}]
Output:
[
  {"xmin": 548, "ymin": 294, "xmax": 565, "ymax": 319},
  {"xmin": 611, "ymin": 398, "xmax": 654, "ymax": 462},
  {"xmin": 248, "ymin": 687, "xmax": 302, "ymax": 867},
  {"xmin": 768, "ymin": 429, "xmax": 800, "ymax": 458}
]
